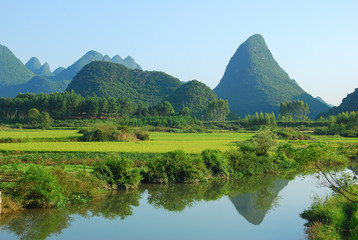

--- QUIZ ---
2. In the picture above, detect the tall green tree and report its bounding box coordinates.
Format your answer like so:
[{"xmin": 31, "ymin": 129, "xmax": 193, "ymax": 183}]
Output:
[
  {"xmin": 280, "ymin": 100, "xmax": 310, "ymax": 120},
  {"xmin": 206, "ymin": 99, "xmax": 230, "ymax": 121}
]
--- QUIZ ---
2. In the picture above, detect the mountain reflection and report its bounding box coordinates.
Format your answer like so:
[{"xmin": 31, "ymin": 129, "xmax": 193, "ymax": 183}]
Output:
[
  {"xmin": 229, "ymin": 178, "xmax": 288, "ymax": 225},
  {"xmin": 0, "ymin": 175, "xmax": 290, "ymax": 239}
]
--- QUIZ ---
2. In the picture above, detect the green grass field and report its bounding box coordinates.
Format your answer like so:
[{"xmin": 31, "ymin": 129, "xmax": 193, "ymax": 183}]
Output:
[
  {"xmin": 311, "ymin": 135, "xmax": 358, "ymax": 144},
  {"xmin": 0, "ymin": 129, "xmax": 81, "ymax": 139},
  {"xmin": 0, "ymin": 129, "xmax": 357, "ymax": 154},
  {"xmin": 0, "ymin": 131, "xmax": 254, "ymax": 153}
]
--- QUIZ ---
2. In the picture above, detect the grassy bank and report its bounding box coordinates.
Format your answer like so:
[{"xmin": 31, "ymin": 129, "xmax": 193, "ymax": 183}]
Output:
[{"xmin": 0, "ymin": 128, "xmax": 356, "ymax": 216}]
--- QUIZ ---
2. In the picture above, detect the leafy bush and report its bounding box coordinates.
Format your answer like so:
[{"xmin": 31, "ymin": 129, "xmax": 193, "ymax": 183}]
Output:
[
  {"xmin": 275, "ymin": 127, "xmax": 311, "ymax": 140},
  {"xmin": 12, "ymin": 164, "xmax": 64, "ymax": 208},
  {"xmin": 225, "ymin": 150, "xmax": 277, "ymax": 175},
  {"xmin": 253, "ymin": 127, "xmax": 277, "ymax": 156},
  {"xmin": 305, "ymin": 222, "xmax": 341, "ymax": 240},
  {"xmin": 80, "ymin": 125, "xmax": 138, "ymax": 142},
  {"xmin": 52, "ymin": 168, "xmax": 104, "ymax": 204},
  {"xmin": 201, "ymin": 149, "xmax": 231, "ymax": 177},
  {"xmin": 93, "ymin": 155, "xmax": 142, "ymax": 189},
  {"xmin": 146, "ymin": 150, "xmax": 208, "ymax": 183},
  {"xmin": 134, "ymin": 129, "xmax": 150, "ymax": 141},
  {"xmin": 301, "ymin": 195, "xmax": 350, "ymax": 239}
]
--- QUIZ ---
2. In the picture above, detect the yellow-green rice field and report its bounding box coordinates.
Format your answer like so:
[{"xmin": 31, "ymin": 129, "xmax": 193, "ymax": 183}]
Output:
[
  {"xmin": 0, "ymin": 131, "xmax": 254, "ymax": 153},
  {"xmin": 0, "ymin": 129, "xmax": 81, "ymax": 139},
  {"xmin": 0, "ymin": 129, "xmax": 357, "ymax": 154}
]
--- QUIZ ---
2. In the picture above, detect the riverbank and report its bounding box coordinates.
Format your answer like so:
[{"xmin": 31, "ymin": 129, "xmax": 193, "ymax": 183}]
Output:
[{"xmin": 0, "ymin": 141, "xmax": 353, "ymax": 214}]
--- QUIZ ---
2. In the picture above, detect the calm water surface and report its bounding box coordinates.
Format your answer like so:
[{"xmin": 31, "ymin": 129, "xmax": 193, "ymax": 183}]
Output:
[{"xmin": 0, "ymin": 174, "xmax": 332, "ymax": 240}]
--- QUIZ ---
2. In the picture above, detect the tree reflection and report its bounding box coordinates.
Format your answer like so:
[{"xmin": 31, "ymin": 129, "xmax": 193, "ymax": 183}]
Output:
[
  {"xmin": 0, "ymin": 175, "xmax": 291, "ymax": 239},
  {"xmin": 87, "ymin": 190, "xmax": 142, "ymax": 220},
  {"xmin": 0, "ymin": 208, "xmax": 73, "ymax": 240}
]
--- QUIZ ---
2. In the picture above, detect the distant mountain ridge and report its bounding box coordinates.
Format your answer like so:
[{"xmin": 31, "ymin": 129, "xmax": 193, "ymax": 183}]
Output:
[
  {"xmin": 214, "ymin": 34, "xmax": 329, "ymax": 119},
  {"xmin": 315, "ymin": 96, "xmax": 334, "ymax": 108},
  {"xmin": 25, "ymin": 57, "xmax": 55, "ymax": 77},
  {"xmin": 0, "ymin": 44, "xmax": 34, "ymax": 86},
  {"xmin": 53, "ymin": 50, "xmax": 142, "ymax": 81},
  {"xmin": 0, "ymin": 44, "xmax": 143, "ymax": 97},
  {"xmin": 324, "ymin": 88, "xmax": 358, "ymax": 116}
]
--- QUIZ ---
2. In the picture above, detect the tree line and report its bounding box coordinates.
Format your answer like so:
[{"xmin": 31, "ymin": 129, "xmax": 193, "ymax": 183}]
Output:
[{"xmin": 0, "ymin": 91, "xmax": 231, "ymax": 123}]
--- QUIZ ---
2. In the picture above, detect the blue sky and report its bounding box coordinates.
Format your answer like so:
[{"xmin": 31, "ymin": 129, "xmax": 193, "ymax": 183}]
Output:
[{"xmin": 1, "ymin": 0, "xmax": 357, "ymax": 105}]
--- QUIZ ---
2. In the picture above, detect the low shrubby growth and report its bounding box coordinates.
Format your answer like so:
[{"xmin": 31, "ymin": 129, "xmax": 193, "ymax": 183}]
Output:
[
  {"xmin": 93, "ymin": 155, "xmax": 142, "ymax": 189},
  {"xmin": 274, "ymin": 127, "xmax": 311, "ymax": 140},
  {"xmin": 314, "ymin": 111, "xmax": 358, "ymax": 137},
  {"xmin": 145, "ymin": 150, "xmax": 208, "ymax": 183},
  {"xmin": 0, "ymin": 164, "xmax": 104, "ymax": 210},
  {"xmin": 301, "ymin": 193, "xmax": 358, "ymax": 239},
  {"xmin": 80, "ymin": 125, "xmax": 149, "ymax": 142},
  {"xmin": 202, "ymin": 149, "xmax": 231, "ymax": 177}
]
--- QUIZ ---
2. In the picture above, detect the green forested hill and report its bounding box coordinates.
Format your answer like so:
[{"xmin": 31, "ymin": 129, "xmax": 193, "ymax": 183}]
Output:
[
  {"xmin": 168, "ymin": 80, "xmax": 217, "ymax": 116},
  {"xmin": 0, "ymin": 44, "xmax": 34, "ymax": 85},
  {"xmin": 325, "ymin": 88, "xmax": 358, "ymax": 116},
  {"xmin": 214, "ymin": 34, "xmax": 329, "ymax": 118},
  {"xmin": 66, "ymin": 61, "xmax": 182, "ymax": 105}
]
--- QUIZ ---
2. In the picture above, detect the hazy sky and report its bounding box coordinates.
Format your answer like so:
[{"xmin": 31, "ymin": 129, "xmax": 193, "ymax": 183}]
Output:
[{"xmin": 1, "ymin": 0, "xmax": 357, "ymax": 105}]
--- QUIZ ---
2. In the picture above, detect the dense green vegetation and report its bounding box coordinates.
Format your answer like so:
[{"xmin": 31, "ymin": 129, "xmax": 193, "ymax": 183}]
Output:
[
  {"xmin": 280, "ymin": 100, "xmax": 310, "ymax": 120},
  {"xmin": 0, "ymin": 128, "xmax": 354, "ymax": 212},
  {"xmin": 0, "ymin": 175, "xmax": 290, "ymax": 239},
  {"xmin": 0, "ymin": 89, "xmax": 229, "ymax": 125},
  {"xmin": 315, "ymin": 110, "xmax": 358, "ymax": 137},
  {"xmin": 213, "ymin": 34, "xmax": 329, "ymax": 118},
  {"xmin": 80, "ymin": 125, "xmax": 150, "ymax": 142},
  {"xmin": 66, "ymin": 61, "xmax": 183, "ymax": 105},
  {"xmin": 0, "ymin": 47, "xmax": 143, "ymax": 98},
  {"xmin": 300, "ymin": 170, "xmax": 358, "ymax": 239},
  {"xmin": 168, "ymin": 80, "xmax": 218, "ymax": 116}
]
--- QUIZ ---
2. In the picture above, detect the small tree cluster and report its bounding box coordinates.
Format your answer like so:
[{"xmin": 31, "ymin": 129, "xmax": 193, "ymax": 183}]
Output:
[
  {"xmin": 28, "ymin": 108, "xmax": 52, "ymax": 128},
  {"xmin": 206, "ymin": 99, "xmax": 230, "ymax": 121},
  {"xmin": 243, "ymin": 112, "xmax": 276, "ymax": 127},
  {"xmin": 280, "ymin": 100, "xmax": 310, "ymax": 120}
]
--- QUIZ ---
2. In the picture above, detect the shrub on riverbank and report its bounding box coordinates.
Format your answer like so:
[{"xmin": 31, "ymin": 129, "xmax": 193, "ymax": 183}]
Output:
[
  {"xmin": 301, "ymin": 193, "xmax": 357, "ymax": 239},
  {"xmin": 146, "ymin": 150, "xmax": 209, "ymax": 183},
  {"xmin": 93, "ymin": 155, "xmax": 142, "ymax": 189},
  {"xmin": 1, "ymin": 164, "xmax": 104, "ymax": 208}
]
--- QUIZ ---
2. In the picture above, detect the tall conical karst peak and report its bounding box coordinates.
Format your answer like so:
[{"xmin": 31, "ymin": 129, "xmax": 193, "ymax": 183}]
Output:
[
  {"xmin": 85, "ymin": 50, "xmax": 103, "ymax": 58},
  {"xmin": 26, "ymin": 57, "xmax": 42, "ymax": 73},
  {"xmin": 0, "ymin": 44, "xmax": 34, "ymax": 85},
  {"xmin": 214, "ymin": 34, "xmax": 329, "ymax": 118},
  {"xmin": 111, "ymin": 55, "xmax": 123, "ymax": 63},
  {"xmin": 38, "ymin": 62, "xmax": 54, "ymax": 76},
  {"xmin": 53, "ymin": 67, "xmax": 65, "ymax": 75},
  {"xmin": 102, "ymin": 55, "xmax": 111, "ymax": 62}
]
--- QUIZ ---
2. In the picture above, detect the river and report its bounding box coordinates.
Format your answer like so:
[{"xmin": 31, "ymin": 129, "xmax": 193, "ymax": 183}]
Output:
[{"xmin": 0, "ymin": 173, "xmax": 333, "ymax": 240}]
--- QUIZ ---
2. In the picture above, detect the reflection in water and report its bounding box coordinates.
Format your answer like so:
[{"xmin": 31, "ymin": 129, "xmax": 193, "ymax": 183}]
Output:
[
  {"xmin": 229, "ymin": 178, "xmax": 288, "ymax": 225},
  {"xmin": 0, "ymin": 175, "xmax": 290, "ymax": 239},
  {"xmin": 0, "ymin": 208, "xmax": 73, "ymax": 240}
]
